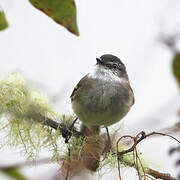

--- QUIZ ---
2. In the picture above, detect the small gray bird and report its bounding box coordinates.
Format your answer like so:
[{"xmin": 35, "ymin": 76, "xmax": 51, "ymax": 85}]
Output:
[{"xmin": 71, "ymin": 54, "xmax": 134, "ymax": 135}]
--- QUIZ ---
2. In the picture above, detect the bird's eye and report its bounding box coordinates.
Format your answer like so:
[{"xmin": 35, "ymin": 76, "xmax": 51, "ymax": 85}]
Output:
[{"xmin": 113, "ymin": 64, "xmax": 118, "ymax": 69}]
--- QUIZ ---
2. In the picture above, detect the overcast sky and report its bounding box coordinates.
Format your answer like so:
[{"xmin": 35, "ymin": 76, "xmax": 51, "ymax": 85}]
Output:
[{"xmin": 0, "ymin": 0, "xmax": 180, "ymax": 179}]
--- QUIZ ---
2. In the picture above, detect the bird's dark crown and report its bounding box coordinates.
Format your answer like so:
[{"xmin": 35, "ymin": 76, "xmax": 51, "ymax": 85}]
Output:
[
  {"xmin": 96, "ymin": 54, "xmax": 126, "ymax": 71},
  {"xmin": 100, "ymin": 54, "xmax": 124, "ymax": 66}
]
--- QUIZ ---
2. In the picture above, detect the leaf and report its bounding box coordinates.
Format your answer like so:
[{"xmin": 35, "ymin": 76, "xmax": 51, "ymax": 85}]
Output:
[
  {"xmin": 1, "ymin": 167, "xmax": 27, "ymax": 180},
  {"xmin": 29, "ymin": 0, "xmax": 79, "ymax": 36},
  {"xmin": 172, "ymin": 53, "xmax": 180, "ymax": 88},
  {"xmin": 0, "ymin": 11, "xmax": 8, "ymax": 31}
]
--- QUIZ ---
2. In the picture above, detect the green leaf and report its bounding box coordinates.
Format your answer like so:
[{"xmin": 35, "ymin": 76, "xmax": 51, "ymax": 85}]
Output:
[
  {"xmin": 1, "ymin": 167, "xmax": 27, "ymax": 180},
  {"xmin": 172, "ymin": 53, "xmax": 180, "ymax": 88},
  {"xmin": 29, "ymin": 0, "xmax": 79, "ymax": 36},
  {"xmin": 0, "ymin": 11, "xmax": 8, "ymax": 31}
]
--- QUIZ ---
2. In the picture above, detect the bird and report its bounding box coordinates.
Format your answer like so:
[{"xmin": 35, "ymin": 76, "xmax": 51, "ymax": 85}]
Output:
[{"xmin": 70, "ymin": 54, "xmax": 134, "ymax": 135}]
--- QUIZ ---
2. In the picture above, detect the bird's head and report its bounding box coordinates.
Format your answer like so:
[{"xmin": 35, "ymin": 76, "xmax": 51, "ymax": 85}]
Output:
[{"xmin": 96, "ymin": 54, "xmax": 127, "ymax": 78}]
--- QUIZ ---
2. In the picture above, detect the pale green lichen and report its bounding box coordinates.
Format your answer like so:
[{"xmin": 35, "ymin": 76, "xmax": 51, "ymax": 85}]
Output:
[
  {"xmin": 97, "ymin": 152, "xmax": 117, "ymax": 177},
  {"xmin": 63, "ymin": 136, "xmax": 84, "ymax": 165},
  {"xmin": 0, "ymin": 72, "xmax": 70, "ymax": 160}
]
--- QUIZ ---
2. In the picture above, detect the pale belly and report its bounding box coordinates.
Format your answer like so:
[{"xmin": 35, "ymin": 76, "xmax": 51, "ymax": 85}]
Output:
[{"xmin": 72, "ymin": 79, "xmax": 134, "ymax": 126}]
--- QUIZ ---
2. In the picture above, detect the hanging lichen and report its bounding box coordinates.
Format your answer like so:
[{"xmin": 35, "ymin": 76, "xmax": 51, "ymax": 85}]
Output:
[{"xmin": 0, "ymin": 72, "xmax": 74, "ymax": 160}]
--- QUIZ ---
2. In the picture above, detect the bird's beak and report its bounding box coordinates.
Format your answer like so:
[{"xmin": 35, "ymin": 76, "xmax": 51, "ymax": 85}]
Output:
[{"xmin": 96, "ymin": 57, "xmax": 103, "ymax": 65}]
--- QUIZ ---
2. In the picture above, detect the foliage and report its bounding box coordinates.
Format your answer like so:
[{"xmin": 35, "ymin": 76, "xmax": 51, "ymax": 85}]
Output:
[
  {"xmin": 0, "ymin": 11, "xmax": 8, "ymax": 31},
  {"xmin": 172, "ymin": 53, "xmax": 180, "ymax": 88},
  {"xmin": 2, "ymin": 167, "xmax": 27, "ymax": 180},
  {"xmin": 29, "ymin": 0, "xmax": 79, "ymax": 36}
]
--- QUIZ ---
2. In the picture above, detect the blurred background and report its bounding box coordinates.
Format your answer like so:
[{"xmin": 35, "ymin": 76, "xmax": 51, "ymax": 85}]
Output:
[{"xmin": 0, "ymin": 0, "xmax": 180, "ymax": 179}]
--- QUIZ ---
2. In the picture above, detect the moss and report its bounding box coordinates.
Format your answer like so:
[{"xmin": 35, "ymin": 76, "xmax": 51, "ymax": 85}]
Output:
[
  {"xmin": 0, "ymin": 73, "xmax": 69, "ymax": 159},
  {"xmin": 97, "ymin": 152, "xmax": 117, "ymax": 177},
  {"xmin": 172, "ymin": 53, "xmax": 180, "ymax": 88}
]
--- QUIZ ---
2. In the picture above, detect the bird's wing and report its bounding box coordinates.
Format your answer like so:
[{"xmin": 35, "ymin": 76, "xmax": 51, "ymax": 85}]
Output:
[
  {"xmin": 70, "ymin": 74, "xmax": 89, "ymax": 100},
  {"xmin": 129, "ymin": 85, "xmax": 135, "ymax": 105}
]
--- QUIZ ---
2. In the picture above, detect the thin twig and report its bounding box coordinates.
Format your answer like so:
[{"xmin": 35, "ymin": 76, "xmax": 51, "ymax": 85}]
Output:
[
  {"xmin": 142, "ymin": 174, "xmax": 156, "ymax": 180},
  {"xmin": 117, "ymin": 131, "xmax": 180, "ymax": 180},
  {"xmin": 105, "ymin": 127, "xmax": 112, "ymax": 151},
  {"xmin": 116, "ymin": 135, "xmax": 134, "ymax": 180},
  {"xmin": 134, "ymin": 148, "xmax": 141, "ymax": 180},
  {"xmin": 117, "ymin": 154, "xmax": 121, "ymax": 180},
  {"xmin": 64, "ymin": 117, "xmax": 78, "ymax": 143},
  {"xmin": 136, "ymin": 149, "xmax": 146, "ymax": 180},
  {"xmin": 65, "ymin": 148, "xmax": 71, "ymax": 180},
  {"xmin": 145, "ymin": 132, "xmax": 180, "ymax": 144},
  {"xmin": 147, "ymin": 168, "xmax": 178, "ymax": 180}
]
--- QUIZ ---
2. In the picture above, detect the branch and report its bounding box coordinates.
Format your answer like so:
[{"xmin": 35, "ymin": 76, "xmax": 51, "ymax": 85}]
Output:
[
  {"xmin": 40, "ymin": 115, "xmax": 83, "ymax": 143},
  {"xmin": 157, "ymin": 122, "xmax": 180, "ymax": 135},
  {"xmin": 117, "ymin": 131, "xmax": 180, "ymax": 180},
  {"xmin": 117, "ymin": 131, "xmax": 180, "ymax": 157},
  {"xmin": 147, "ymin": 168, "xmax": 178, "ymax": 180}
]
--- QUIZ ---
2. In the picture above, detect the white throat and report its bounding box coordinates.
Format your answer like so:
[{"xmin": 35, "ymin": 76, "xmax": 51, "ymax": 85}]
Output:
[{"xmin": 88, "ymin": 65, "xmax": 125, "ymax": 82}]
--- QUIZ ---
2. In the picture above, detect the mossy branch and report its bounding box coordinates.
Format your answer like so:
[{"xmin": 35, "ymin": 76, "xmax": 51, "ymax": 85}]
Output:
[
  {"xmin": 40, "ymin": 115, "xmax": 83, "ymax": 142},
  {"xmin": 0, "ymin": 72, "xmax": 77, "ymax": 160},
  {"xmin": 0, "ymin": 73, "xmax": 179, "ymax": 180}
]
